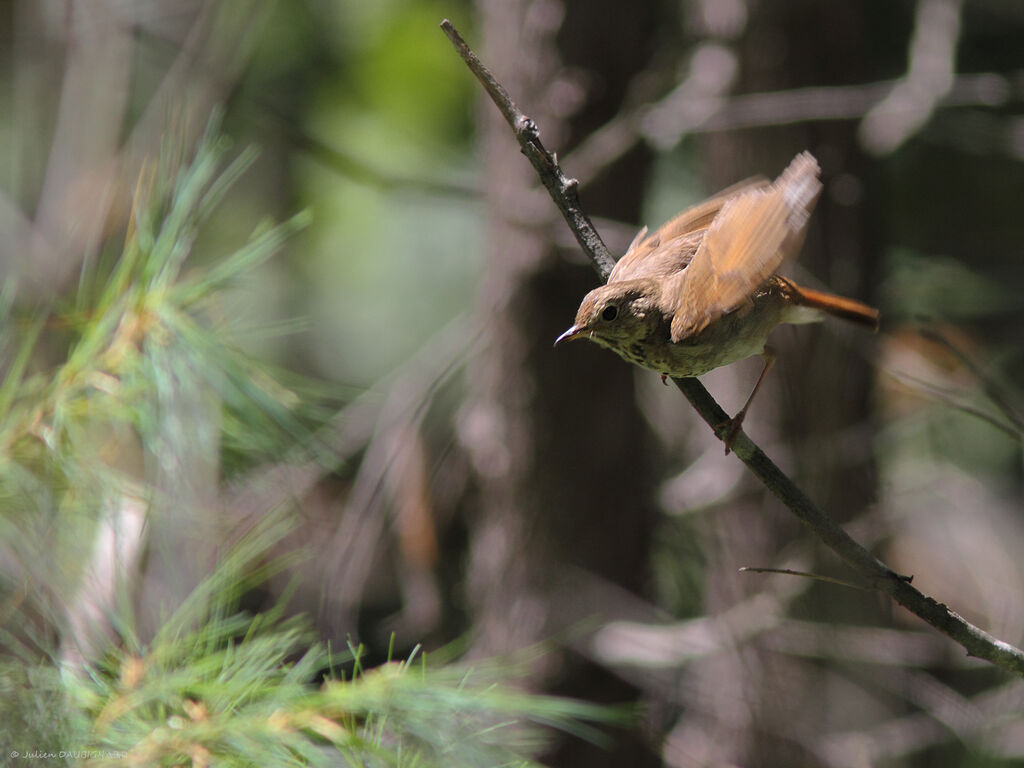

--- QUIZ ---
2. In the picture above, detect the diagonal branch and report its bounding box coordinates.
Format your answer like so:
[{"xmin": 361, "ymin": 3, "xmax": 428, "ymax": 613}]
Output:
[
  {"xmin": 440, "ymin": 17, "xmax": 1024, "ymax": 678},
  {"xmin": 440, "ymin": 20, "xmax": 615, "ymax": 280}
]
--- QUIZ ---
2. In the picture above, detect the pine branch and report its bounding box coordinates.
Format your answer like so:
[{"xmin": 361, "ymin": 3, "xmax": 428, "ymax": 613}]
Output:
[{"xmin": 440, "ymin": 17, "xmax": 1024, "ymax": 679}]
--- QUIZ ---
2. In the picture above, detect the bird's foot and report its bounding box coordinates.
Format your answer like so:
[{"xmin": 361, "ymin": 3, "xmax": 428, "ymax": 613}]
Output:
[{"xmin": 716, "ymin": 412, "xmax": 747, "ymax": 455}]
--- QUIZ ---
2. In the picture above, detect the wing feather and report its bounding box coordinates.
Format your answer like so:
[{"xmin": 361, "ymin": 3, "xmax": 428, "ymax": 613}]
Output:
[
  {"xmin": 608, "ymin": 176, "xmax": 770, "ymax": 284},
  {"xmin": 669, "ymin": 152, "xmax": 822, "ymax": 342}
]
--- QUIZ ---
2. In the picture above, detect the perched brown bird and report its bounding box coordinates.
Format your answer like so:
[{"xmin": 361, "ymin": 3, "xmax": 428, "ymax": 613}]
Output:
[{"xmin": 555, "ymin": 152, "xmax": 879, "ymax": 451}]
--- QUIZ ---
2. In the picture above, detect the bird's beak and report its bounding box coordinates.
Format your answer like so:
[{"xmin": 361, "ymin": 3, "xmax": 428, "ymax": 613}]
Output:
[{"xmin": 554, "ymin": 325, "xmax": 586, "ymax": 347}]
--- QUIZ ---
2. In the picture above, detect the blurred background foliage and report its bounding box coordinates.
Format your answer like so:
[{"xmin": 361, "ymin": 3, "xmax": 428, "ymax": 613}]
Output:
[{"xmin": 1, "ymin": 0, "xmax": 1024, "ymax": 766}]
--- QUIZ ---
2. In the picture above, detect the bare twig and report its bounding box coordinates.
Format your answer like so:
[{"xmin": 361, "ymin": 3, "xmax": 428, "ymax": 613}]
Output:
[
  {"xmin": 883, "ymin": 365, "xmax": 1019, "ymax": 439},
  {"xmin": 917, "ymin": 325, "xmax": 1024, "ymax": 434},
  {"xmin": 441, "ymin": 18, "xmax": 1024, "ymax": 678},
  {"xmin": 738, "ymin": 566, "xmax": 872, "ymax": 591},
  {"xmin": 674, "ymin": 369, "xmax": 1024, "ymax": 677},
  {"xmin": 440, "ymin": 19, "xmax": 616, "ymax": 280}
]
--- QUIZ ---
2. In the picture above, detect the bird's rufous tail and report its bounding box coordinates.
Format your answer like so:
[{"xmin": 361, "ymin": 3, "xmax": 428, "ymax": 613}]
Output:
[{"xmin": 791, "ymin": 284, "xmax": 880, "ymax": 330}]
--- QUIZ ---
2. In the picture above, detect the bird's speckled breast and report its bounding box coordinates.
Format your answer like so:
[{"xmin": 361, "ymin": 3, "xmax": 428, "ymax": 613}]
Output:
[{"xmin": 597, "ymin": 288, "xmax": 790, "ymax": 378}]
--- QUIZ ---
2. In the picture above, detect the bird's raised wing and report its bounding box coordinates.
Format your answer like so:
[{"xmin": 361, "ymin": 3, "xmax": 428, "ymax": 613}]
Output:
[
  {"xmin": 608, "ymin": 175, "xmax": 769, "ymax": 284},
  {"xmin": 667, "ymin": 152, "xmax": 822, "ymax": 342}
]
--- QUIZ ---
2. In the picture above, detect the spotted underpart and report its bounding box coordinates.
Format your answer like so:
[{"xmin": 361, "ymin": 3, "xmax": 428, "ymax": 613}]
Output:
[{"xmin": 580, "ymin": 278, "xmax": 819, "ymax": 378}]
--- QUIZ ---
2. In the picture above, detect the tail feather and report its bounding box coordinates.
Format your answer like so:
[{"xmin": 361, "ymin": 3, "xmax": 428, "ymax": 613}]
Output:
[{"xmin": 792, "ymin": 284, "xmax": 880, "ymax": 330}]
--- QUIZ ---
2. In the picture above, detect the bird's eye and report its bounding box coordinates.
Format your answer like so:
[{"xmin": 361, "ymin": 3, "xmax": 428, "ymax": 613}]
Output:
[{"xmin": 601, "ymin": 305, "xmax": 618, "ymax": 322}]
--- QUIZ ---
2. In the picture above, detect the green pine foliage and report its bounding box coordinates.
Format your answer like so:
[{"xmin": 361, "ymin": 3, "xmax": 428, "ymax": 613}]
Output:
[{"xmin": 0, "ymin": 121, "xmax": 617, "ymax": 767}]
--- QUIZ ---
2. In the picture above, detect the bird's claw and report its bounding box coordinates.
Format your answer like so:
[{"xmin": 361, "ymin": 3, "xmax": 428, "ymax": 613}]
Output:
[{"xmin": 717, "ymin": 415, "xmax": 745, "ymax": 455}]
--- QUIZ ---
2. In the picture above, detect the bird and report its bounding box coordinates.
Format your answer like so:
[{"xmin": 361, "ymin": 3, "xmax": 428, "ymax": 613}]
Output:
[{"xmin": 555, "ymin": 151, "xmax": 879, "ymax": 452}]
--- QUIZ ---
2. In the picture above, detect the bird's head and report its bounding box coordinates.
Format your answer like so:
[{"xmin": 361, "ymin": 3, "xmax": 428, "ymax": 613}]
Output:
[{"xmin": 554, "ymin": 279, "xmax": 661, "ymax": 350}]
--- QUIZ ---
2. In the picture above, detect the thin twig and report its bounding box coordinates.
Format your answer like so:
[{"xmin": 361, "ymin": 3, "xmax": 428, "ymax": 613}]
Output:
[
  {"xmin": 917, "ymin": 325, "xmax": 1024, "ymax": 434},
  {"xmin": 883, "ymin": 366, "xmax": 1019, "ymax": 439},
  {"xmin": 441, "ymin": 17, "xmax": 1024, "ymax": 678},
  {"xmin": 738, "ymin": 566, "xmax": 873, "ymax": 591},
  {"xmin": 440, "ymin": 19, "xmax": 616, "ymax": 280}
]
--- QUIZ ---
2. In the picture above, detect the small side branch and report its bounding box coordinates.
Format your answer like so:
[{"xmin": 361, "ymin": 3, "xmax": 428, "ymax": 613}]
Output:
[
  {"xmin": 738, "ymin": 566, "xmax": 874, "ymax": 591},
  {"xmin": 440, "ymin": 18, "xmax": 1024, "ymax": 678}
]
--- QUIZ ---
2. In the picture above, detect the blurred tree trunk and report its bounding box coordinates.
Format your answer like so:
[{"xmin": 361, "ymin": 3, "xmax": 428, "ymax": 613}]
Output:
[
  {"xmin": 458, "ymin": 0, "xmax": 661, "ymax": 764},
  {"xmin": 682, "ymin": 3, "xmax": 883, "ymax": 766}
]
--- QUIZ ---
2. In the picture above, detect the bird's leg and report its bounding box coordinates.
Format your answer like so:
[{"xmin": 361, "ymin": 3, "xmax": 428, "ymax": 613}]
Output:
[{"xmin": 720, "ymin": 347, "xmax": 776, "ymax": 455}]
